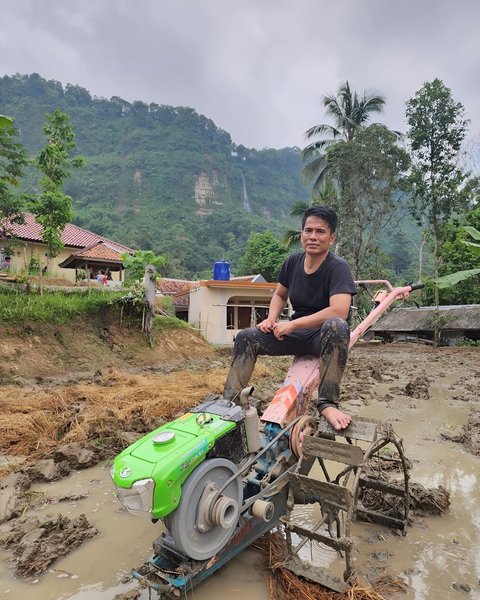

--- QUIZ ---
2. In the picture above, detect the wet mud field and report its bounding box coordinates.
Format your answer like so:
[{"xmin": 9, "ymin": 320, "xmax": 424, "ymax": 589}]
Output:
[{"xmin": 0, "ymin": 341, "xmax": 479, "ymax": 600}]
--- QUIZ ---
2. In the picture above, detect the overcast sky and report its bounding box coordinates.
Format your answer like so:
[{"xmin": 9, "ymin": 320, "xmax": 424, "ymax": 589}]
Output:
[{"xmin": 2, "ymin": 0, "xmax": 480, "ymax": 149}]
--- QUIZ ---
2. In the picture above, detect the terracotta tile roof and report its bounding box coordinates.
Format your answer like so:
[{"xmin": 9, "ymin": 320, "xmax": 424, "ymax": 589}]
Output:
[
  {"xmin": 157, "ymin": 278, "xmax": 197, "ymax": 295},
  {"xmin": 172, "ymin": 291, "xmax": 191, "ymax": 309},
  {"xmin": 157, "ymin": 278, "xmax": 197, "ymax": 310},
  {"xmin": 72, "ymin": 242, "xmax": 125, "ymax": 261},
  {"xmin": 6, "ymin": 212, "xmax": 132, "ymax": 253}
]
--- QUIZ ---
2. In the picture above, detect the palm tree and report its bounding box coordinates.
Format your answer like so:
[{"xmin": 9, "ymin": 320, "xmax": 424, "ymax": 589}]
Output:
[{"xmin": 302, "ymin": 81, "xmax": 386, "ymax": 194}]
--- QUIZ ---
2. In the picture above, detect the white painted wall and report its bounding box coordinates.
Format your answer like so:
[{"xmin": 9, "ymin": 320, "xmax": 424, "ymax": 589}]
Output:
[{"xmin": 188, "ymin": 283, "xmax": 279, "ymax": 345}]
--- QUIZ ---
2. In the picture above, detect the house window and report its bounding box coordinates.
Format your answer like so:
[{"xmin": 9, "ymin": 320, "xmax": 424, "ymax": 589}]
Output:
[{"xmin": 226, "ymin": 297, "xmax": 271, "ymax": 330}]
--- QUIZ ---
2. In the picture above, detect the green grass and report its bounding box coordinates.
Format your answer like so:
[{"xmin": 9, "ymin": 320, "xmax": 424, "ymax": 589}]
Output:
[
  {"xmin": 153, "ymin": 315, "xmax": 193, "ymax": 331},
  {"xmin": 0, "ymin": 287, "xmax": 124, "ymax": 324}
]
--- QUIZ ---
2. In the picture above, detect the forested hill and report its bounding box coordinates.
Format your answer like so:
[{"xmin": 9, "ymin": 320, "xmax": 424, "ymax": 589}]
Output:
[{"xmin": 0, "ymin": 73, "xmax": 309, "ymax": 278}]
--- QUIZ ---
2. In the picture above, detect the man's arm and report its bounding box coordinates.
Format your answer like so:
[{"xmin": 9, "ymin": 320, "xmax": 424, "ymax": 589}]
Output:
[
  {"xmin": 257, "ymin": 283, "xmax": 289, "ymax": 333},
  {"xmin": 272, "ymin": 293, "xmax": 351, "ymax": 340}
]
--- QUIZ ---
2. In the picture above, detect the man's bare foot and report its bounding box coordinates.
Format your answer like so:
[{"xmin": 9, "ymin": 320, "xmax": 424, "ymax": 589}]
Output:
[{"xmin": 321, "ymin": 406, "xmax": 352, "ymax": 431}]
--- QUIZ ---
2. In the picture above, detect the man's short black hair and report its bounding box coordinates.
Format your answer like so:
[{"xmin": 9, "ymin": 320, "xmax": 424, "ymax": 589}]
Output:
[{"xmin": 302, "ymin": 206, "xmax": 337, "ymax": 233}]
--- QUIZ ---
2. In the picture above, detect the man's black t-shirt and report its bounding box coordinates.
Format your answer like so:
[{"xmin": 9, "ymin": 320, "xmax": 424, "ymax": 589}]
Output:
[{"xmin": 278, "ymin": 252, "xmax": 357, "ymax": 320}]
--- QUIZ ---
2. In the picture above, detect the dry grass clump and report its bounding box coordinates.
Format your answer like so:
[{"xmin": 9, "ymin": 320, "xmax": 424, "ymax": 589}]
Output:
[
  {"xmin": 254, "ymin": 532, "xmax": 406, "ymax": 600},
  {"xmin": 0, "ymin": 366, "xmax": 228, "ymax": 460}
]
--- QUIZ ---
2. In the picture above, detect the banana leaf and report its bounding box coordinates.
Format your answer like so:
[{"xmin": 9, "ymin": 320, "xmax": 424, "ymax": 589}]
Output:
[
  {"xmin": 464, "ymin": 226, "xmax": 480, "ymax": 241},
  {"xmin": 0, "ymin": 115, "xmax": 13, "ymax": 128},
  {"xmin": 435, "ymin": 269, "xmax": 480, "ymax": 289}
]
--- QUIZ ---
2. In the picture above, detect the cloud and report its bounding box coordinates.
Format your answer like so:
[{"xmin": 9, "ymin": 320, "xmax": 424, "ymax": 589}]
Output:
[{"xmin": 1, "ymin": 0, "xmax": 479, "ymax": 148}]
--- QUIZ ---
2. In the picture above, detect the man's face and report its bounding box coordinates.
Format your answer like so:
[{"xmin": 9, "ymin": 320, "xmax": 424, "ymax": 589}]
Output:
[{"xmin": 301, "ymin": 215, "xmax": 336, "ymax": 255}]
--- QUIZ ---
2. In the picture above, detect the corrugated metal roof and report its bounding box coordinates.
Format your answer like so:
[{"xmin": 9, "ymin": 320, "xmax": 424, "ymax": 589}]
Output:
[
  {"xmin": 6, "ymin": 212, "xmax": 132, "ymax": 253},
  {"xmin": 230, "ymin": 274, "xmax": 267, "ymax": 283},
  {"xmin": 371, "ymin": 305, "xmax": 480, "ymax": 332}
]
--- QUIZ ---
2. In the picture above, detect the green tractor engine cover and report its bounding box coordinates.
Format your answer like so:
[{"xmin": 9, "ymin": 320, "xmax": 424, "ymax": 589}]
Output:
[{"xmin": 112, "ymin": 411, "xmax": 236, "ymax": 519}]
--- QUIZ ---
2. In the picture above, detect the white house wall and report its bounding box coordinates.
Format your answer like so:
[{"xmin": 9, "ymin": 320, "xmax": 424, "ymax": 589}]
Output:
[{"xmin": 188, "ymin": 283, "xmax": 280, "ymax": 345}]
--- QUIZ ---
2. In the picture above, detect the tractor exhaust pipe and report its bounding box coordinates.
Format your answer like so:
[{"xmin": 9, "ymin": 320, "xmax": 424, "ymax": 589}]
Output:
[{"xmin": 239, "ymin": 386, "xmax": 261, "ymax": 454}]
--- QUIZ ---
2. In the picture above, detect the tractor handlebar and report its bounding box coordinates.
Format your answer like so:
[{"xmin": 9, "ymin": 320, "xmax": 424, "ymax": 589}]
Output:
[{"xmin": 408, "ymin": 282, "xmax": 425, "ymax": 291}]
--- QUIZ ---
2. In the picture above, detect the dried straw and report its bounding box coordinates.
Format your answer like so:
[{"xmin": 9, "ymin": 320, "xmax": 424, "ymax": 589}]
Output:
[
  {"xmin": 0, "ymin": 366, "xmax": 230, "ymax": 460},
  {"xmin": 253, "ymin": 532, "xmax": 395, "ymax": 600}
]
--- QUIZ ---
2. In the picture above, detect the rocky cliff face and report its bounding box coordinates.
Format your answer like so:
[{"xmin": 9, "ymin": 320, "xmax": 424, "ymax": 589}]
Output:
[{"xmin": 194, "ymin": 171, "xmax": 226, "ymax": 215}]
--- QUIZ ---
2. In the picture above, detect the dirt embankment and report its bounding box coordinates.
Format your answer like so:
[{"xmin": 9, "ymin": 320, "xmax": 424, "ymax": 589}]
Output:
[{"xmin": 0, "ymin": 314, "xmax": 214, "ymax": 384}]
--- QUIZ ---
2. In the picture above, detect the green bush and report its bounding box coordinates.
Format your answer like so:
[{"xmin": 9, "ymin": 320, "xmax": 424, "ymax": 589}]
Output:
[
  {"xmin": 28, "ymin": 256, "xmax": 40, "ymax": 275},
  {"xmin": 455, "ymin": 336, "xmax": 480, "ymax": 347}
]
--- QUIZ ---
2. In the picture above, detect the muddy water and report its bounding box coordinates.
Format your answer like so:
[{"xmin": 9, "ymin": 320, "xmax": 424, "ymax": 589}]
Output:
[
  {"xmin": 1, "ymin": 360, "xmax": 479, "ymax": 599},
  {"xmin": 351, "ymin": 368, "xmax": 480, "ymax": 599},
  {"xmin": 0, "ymin": 464, "xmax": 268, "ymax": 600}
]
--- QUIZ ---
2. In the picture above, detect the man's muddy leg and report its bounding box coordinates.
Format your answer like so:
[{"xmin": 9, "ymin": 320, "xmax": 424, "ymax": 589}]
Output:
[
  {"xmin": 315, "ymin": 318, "xmax": 351, "ymax": 429},
  {"xmin": 223, "ymin": 328, "xmax": 297, "ymax": 403},
  {"xmin": 223, "ymin": 329, "xmax": 259, "ymax": 402}
]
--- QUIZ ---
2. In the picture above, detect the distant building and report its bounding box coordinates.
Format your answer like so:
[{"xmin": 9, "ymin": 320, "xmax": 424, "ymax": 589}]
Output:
[
  {"xmin": 2, "ymin": 213, "xmax": 132, "ymax": 282},
  {"xmin": 370, "ymin": 305, "xmax": 480, "ymax": 345},
  {"xmin": 187, "ymin": 276, "xmax": 289, "ymax": 345},
  {"xmin": 156, "ymin": 274, "xmax": 282, "ymax": 343},
  {"xmin": 156, "ymin": 278, "xmax": 198, "ymax": 320}
]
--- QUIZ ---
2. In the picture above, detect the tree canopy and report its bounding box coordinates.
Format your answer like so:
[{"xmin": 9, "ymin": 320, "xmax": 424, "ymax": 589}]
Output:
[
  {"xmin": 327, "ymin": 124, "xmax": 410, "ymax": 277},
  {"xmin": 0, "ymin": 124, "xmax": 29, "ymax": 250},
  {"xmin": 31, "ymin": 110, "xmax": 85, "ymax": 266},
  {"xmin": 405, "ymin": 78, "xmax": 475, "ymax": 341},
  {"xmin": 237, "ymin": 231, "xmax": 289, "ymax": 282}
]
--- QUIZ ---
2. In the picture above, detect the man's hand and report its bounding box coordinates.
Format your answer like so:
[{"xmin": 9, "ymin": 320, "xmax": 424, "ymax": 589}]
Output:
[
  {"xmin": 257, "ymin": 318, "xmax": 276, "ymax": 333},
  {"xmin": 256, "ymin": 319, "xmax": 295, "ymax": 339},
  {"xmin": 272, "ymin": 320, "xmax": 295, "ymax": 340}
]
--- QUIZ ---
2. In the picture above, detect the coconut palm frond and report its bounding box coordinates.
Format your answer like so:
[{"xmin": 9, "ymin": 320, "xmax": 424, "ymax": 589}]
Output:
[
  {"xmin": 312, "ymin": 179, "xmax": 339, "ymax": 205},
  {"xmin": 301, "ymin": 140, "xmax": 334, "ymax": 160},
  {"xmin": 302, "ymin": 155, "xmax": 328, "ymax": 186},
  {"xmin": 289, "ymin": 201, "xmax": 310, "ymax": 217},
  {"xmin": 284, "ymin": 229, "xmax": 302, "ymax": 248},
  {"xmin": 304, "ymin": 123, "xmax": 340, "ymax": 140},
  {"xmin": 360, "ymin": 94, "xmax": 385, "ymax": 113},
  {"xmin": 311, "ymin": 171, "xmax": 330, "ymax": 196}
]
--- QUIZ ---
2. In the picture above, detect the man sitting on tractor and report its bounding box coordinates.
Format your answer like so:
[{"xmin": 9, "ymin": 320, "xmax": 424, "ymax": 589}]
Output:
[{"xmin": 223, "ymin": 206, "xmax": 357, "ymax": 431}]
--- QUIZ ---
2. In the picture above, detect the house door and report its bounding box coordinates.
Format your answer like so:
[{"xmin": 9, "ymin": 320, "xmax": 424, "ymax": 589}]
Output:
[{"xmin": 237, "ymin": 306, "xmax": 252, "ymax": 329}]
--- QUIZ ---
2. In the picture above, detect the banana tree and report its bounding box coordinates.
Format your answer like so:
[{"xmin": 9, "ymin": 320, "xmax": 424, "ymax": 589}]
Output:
[
  {"xmin": 0, "ymin": 115, "xmax": 13, "ymax": 128},
  {"xmin": 435, "ymin": 226, "xmax": 480, "ymax": 288}
]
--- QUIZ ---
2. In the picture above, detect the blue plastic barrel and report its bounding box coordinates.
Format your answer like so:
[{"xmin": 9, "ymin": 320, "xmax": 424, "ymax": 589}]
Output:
[{"xmin": 213, "ymin": 261, "xmax": 231, "ymax": 281}]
